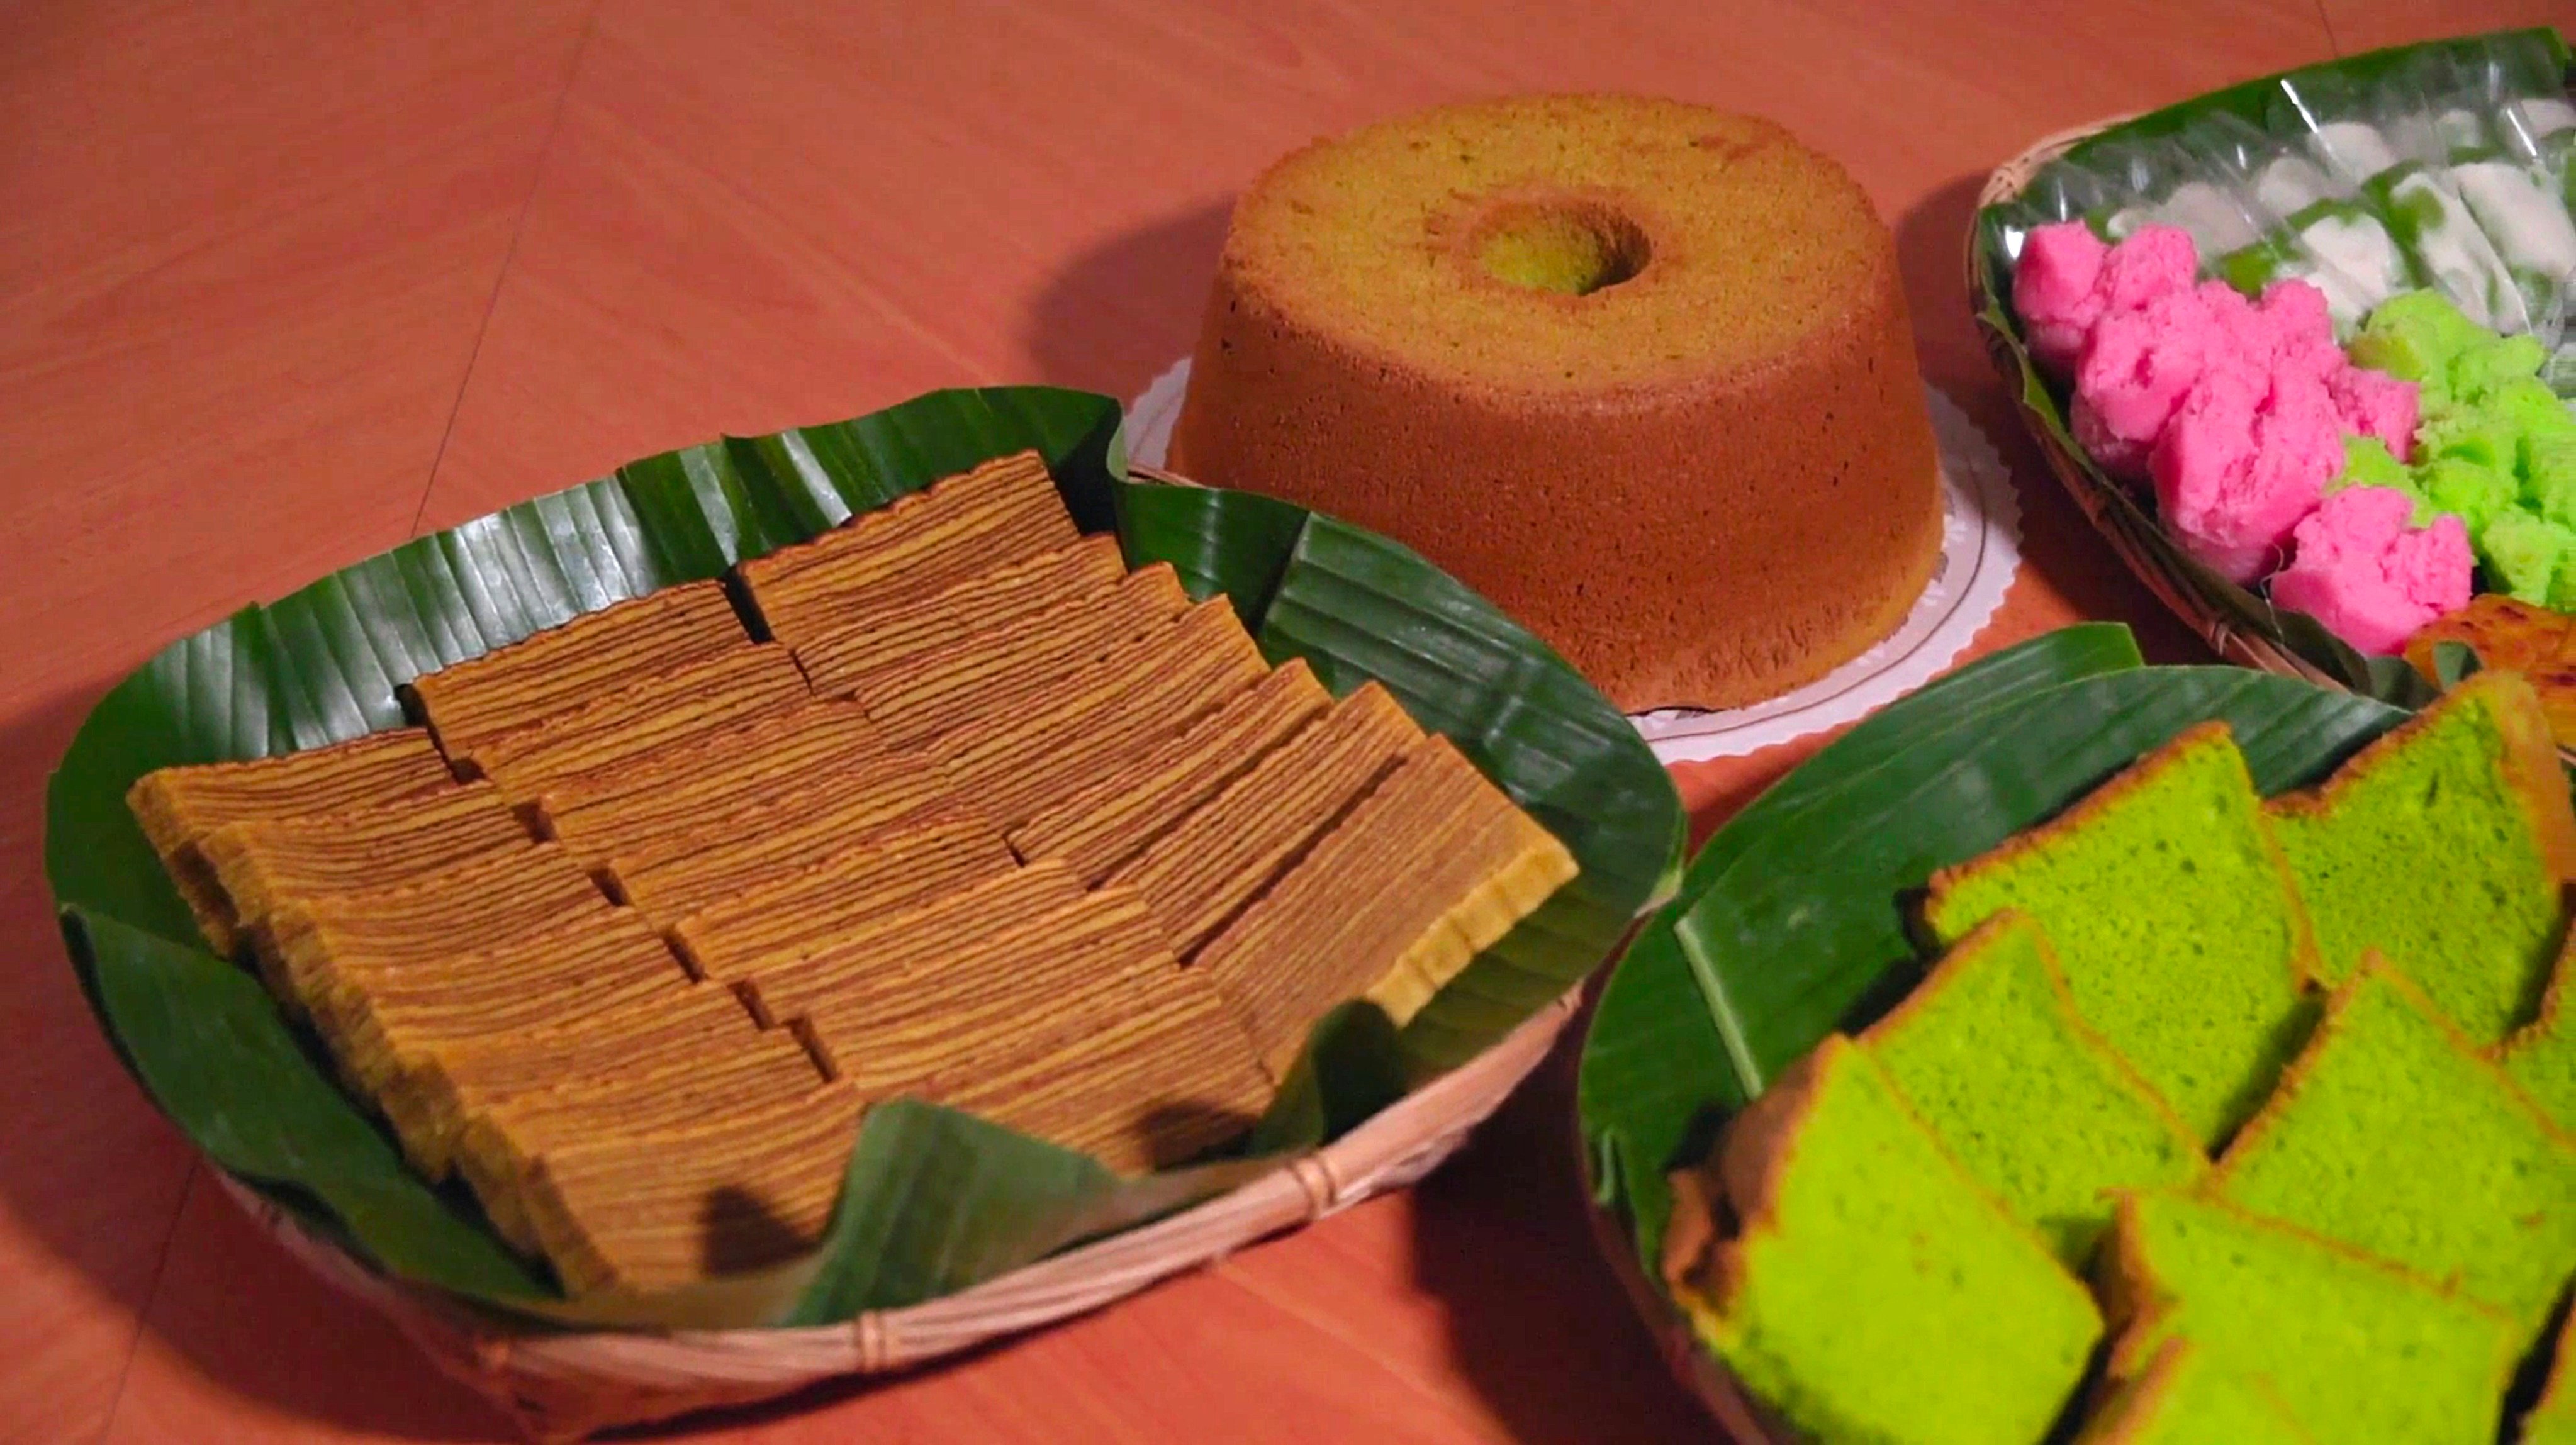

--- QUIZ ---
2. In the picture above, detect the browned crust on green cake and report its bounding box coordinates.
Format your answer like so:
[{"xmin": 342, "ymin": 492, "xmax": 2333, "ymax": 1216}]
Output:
[
  {"xmin": 1922, "ymin": 721, "xmax": 2322, "ymax": 991},
  {"xmin": 2071, "ymin": 1338, "xmax": 2315, "ymax": 1444},
  {"xmin": 2090, "ymin": 1188, "xmax": 2521, "ymax": 1385},
  {"xmin": 2209, "ymin": 957, "xmax": 2576, "ymax": 1198},
  {"xmin": 2265, "ymin": 672, "xmax": 2576, "ymax": 889},
  {"xmin": 1863, "ymin": 910, "xmax": 2206, "ymax": 1158}
]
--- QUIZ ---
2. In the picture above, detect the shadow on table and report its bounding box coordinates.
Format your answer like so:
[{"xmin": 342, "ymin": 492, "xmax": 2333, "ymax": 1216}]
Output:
[
  {"xmin": 1020, "ymin": 198, "xmax": 1231, "ymax": 415},
  {"xmin": 1890, "ymin": 168, "xmax": 2212, "ymax": 667},
  {"xmin": 0, "ymin": 683, "xmax": 515, "ymax": 1442},
  {"xmin": 1408, "ymin": 1011, "xmax": 1716, "ymax": 1444}
]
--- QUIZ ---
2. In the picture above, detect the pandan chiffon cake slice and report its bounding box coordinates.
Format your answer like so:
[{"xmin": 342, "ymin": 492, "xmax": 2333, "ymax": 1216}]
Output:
[
  {"xmin": 2205, "ymin": 962, "xmax": 2576, "ymax": 1331},
  {"xmin": 1859, "ymin": 911, "xmax": 2204, "ymax": 1268},
  {"xmin": 2262, "ymin": 670, "xmax": 2576, "ymax": 1045},
  {"xmin": 2098, "ymin": 1192, "xmax": 2521, "ymax": 1445},
  {"xmin": 2504, "ymin": 938, "xmax": 2576, "ymax": 1132},
  {"xmin": 1661, "ymin": 1035, "xmax": 2101, "ymax": 1445},
  {"xmin": 2069, "ymin": 1339, "xmax": 2311, "ymax": 1444},
  {"xmin": 1920, "ymin": 720, "xmax": 2317, "ymax": 1146}
]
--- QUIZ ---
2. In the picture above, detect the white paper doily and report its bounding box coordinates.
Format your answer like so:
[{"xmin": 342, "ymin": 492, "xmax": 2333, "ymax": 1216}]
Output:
[{"xmin": 1126, "ymin": 358, "xmax": 2022, "ymax": 764}]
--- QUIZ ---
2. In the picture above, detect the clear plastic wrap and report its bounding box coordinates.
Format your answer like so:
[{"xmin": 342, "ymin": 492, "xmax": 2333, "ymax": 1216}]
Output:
[
  {"xmin": 1983, "ymin": 28, "xmax": 2574, "ymax": 351},
  {"xmin": 2188, "ymin": 114, "xmax": 2412, "ymax": 333}
]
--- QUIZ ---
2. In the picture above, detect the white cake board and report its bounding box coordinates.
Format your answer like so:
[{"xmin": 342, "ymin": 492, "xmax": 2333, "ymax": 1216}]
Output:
[{"xmin": 1126, "ymin": 358, "xmax": 2022, "ymax": 765}]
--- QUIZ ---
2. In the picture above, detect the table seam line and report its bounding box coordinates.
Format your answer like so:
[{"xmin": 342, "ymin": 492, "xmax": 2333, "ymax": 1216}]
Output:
[
  {"xmin": 406, "ymin": 0, "xmax": 606, "ymax": 540},
  {"xmin": 91, "ymin": 1159, "xmax": 201, "ymax": 1445},
  {"xmin": 1217, "ymin": 1256, "xmax": 1519, "ymax": 1441}
]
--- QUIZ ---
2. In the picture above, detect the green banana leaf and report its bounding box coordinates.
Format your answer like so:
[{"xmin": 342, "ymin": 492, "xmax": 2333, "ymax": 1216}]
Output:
[
  {"xmin": 1576, "ymin": 624, "xmax": 2408, "ymax": 1285},
  {"xmin": 46, "ymin": 384, "xmax": 1683, "ymax": 1331}
]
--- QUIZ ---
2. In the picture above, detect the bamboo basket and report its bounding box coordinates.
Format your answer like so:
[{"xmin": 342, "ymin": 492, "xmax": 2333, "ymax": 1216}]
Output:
[
  {"xmin": 193, "ymin": 461, "xmax": 1604, "ymax": 1441},
  {"xmin": 1967, "ymin": 114, "xmax": 2348, "ymax": 689},
  {"xmin": 226, "ymin": 985, "xmax": 1581, "ymax": 1441}
]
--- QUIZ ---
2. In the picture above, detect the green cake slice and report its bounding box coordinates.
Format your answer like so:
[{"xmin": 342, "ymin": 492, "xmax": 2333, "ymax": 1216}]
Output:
[
  {"xmin": 2071, "ymin": 1338, "xmax": 2311, "ymax": 1444},
  {"xmin": 2207, "ymin": 962, "xmax": 2576, "ymax": 1331},
  {"xmin": 1861, "ymin": 911, "xmax": 2205, "ymax": 1268},
  {"xmin": 1920, "ymin": 720, "xmax": 2318, "ymax": 1145},
  {"xmin": 2098, "ymin": 1191, "xmax": 2521, "ymax": 1445},
  {"xmin": 2502, "ymin": 934, "xmax": 2576, "ymax": 1133},
  {"xmin": 2262, "ymin": 669, "xmax": 2576, "ymax": 1044},
  {"xmin": 1662, "ymin": 1035, "xmax": 2101, "ymax": 1445},
  {"xmin": 2523, "ymin": 1315, "xmax": 2576, "ymax": 1445}
]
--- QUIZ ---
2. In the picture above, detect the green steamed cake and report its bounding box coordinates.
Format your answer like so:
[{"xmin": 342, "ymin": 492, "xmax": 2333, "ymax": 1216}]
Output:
[
  {"xmin": 1861, "ymin": 912, "xmax": 2204, "ymax": 1268},
  {"xmin": 2480, "ymin": 510, "xmax": 2576, "ymax": 603},
  {"xmin": 2332, "ymin": 435, "xmax": 2413, "ymax": 498},
  {"xmin": 2415, "ymin": 455, "xmax": 2516, "ymax": 534},
  {"xmin": 2349, "ymin": 287, "xmax": 2488, "ymax": 386},
  {"xmin": 1921, "ymin": 721, "xmax": 2317, "ymax": 1146},
  {"xmin": 2528, "ymin": 427, "xmax": 2576, "ymax": 498},
  {"xmin": 2526, "ymin": 433, "xmax": 2576, "ymax": 530},
  {"xmin": 2497, "ymin": 376, "xmax": 2576, "ymax": 438},
  {"xmin": 2552, "ymin": 552, "xmax": 2576, "ymax": 615},
  {"xmin": 1665, "ymin": 1035, "xmax": 2102, "ymax": 1445},
  {"xmin": 2209, "ymin": 963, "xmax": 2576, "ymax": 1330},
  {"xmin": 2099, "ymin": 1191, "xmax": 2522, "ymax": 1445},
  {"xmin": 2069, "ymin": 1339, "xmax": 2311, "ymax": 1444},
  {"xmin": 2450, "ymin": 332, "xmax": 2552, "ymax": 406},
  {"xmin": 2420, "ymin": 410, "xmax": 2522, "ymax": 474},
  {"xmin": 2262, "ymin": 669, "xmax": 2576, "ymax": 1042}
]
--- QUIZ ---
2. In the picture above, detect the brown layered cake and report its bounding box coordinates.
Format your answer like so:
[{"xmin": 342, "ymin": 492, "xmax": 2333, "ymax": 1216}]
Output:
[
  {"xmin": 126, "ymin": 449, "xmax": 1581, "ymax": 1297},
  {"xmin": 1168, "ymin": 94, "xmax": 1944, "ymax": 711}
]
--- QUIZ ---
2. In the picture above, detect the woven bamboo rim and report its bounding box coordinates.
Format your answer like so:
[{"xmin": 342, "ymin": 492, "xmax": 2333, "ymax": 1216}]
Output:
[
  {"xmin": 230, "ymin": 988, "xmax": 1580, "ymax": 1441},
  {"xmin": 1966, "ymin": 113, "xmax": 2349, "ymax": 690},
  {"xmin": 211, "ymin": 458, "xmax": 1598, "ymax": 1441}
]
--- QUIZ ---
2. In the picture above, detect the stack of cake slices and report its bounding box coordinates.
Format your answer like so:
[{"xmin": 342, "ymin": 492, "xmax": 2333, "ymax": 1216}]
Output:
[
  {"xmin": 129, "ymin": 450, "xmax": 1578, "ymax": 1297},
  {"xmin": 1660, "ymin": 669, "xmax": 2576, "ymax": 1444}
]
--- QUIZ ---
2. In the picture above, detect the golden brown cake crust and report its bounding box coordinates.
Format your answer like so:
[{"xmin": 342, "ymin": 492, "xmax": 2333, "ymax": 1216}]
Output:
[{"xmin": 1170, "ymin": 94, "xmax": 1943, "ymax": 711}]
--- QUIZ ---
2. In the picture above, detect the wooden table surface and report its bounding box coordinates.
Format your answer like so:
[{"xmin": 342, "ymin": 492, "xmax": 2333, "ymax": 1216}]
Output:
[{"xmin": 2, "ymin": 1, "xmax": 2560, "ymax": 1440}]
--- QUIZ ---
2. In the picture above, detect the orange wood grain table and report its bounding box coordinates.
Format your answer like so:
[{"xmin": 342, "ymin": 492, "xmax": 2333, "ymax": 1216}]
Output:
[{"xmin": 1, "ymin": 1, "xmax": 2558, "ymax": 1440}]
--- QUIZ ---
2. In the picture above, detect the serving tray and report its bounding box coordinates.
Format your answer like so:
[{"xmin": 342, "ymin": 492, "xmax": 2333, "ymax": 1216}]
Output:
[{"xmin": 45, "ymin": 384, "xmax": 1684, "ymax": 1439}]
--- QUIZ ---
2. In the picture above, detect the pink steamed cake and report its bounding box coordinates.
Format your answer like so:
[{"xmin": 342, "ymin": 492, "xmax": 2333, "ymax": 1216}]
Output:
[
  {"xmin": 2013, "ymin": 225, "xmax": 2439, "ymax": 651},
  {"xmin": 2074, "ymin": 287, "xmax": 2219, "ymax": 480},
  {"xmin": 2013, "ymin": 221, "xmax": 2112, "ymax": 372},
  {"xmin": 2268, "ymin": 486, "xmax": 2472, "ymax": 654},
  {"xmin": 2152, "ymin": 364, "xmax": 2345, "ymax": 583},
  {"xmin": 2096, "ymin": 225, "xmax": 2199, "ymax": 315},
  {"xmin": 2326, "ymin": 365, "xmax": 2420, "ymax": 462}
]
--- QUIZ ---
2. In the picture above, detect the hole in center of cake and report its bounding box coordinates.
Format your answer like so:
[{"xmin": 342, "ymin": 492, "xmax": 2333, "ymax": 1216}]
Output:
[{"xmin": 1468, "ymin": 201, "xmax": 1650, "ymax": 296}]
